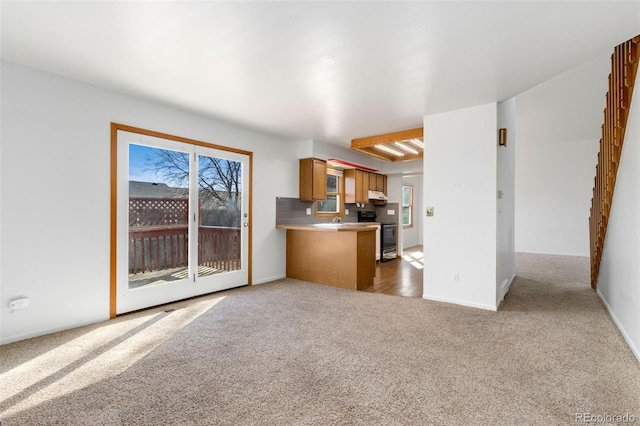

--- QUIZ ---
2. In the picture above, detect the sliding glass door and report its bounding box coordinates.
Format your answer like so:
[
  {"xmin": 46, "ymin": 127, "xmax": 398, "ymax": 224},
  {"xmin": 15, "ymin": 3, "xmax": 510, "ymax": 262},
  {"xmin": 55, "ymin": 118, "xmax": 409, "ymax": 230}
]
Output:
[
  {"xmin": 115, "ymin": 128, "xmax": 250, "ymax": 314},
  {"xmin": 193, "ymin": 148, "xmax": 248, "ymax": 296}
]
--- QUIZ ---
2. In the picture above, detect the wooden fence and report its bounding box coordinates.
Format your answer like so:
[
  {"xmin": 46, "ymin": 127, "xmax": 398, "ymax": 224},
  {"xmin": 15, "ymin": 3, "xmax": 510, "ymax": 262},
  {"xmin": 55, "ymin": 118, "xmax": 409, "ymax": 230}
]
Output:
[
  {"xmin": 129, "ymin": 226, "xmax": 241, "ymax": 275},
  {"xmin": 129, "ymin": 197, "xmax": 189, "ymax": 227}
]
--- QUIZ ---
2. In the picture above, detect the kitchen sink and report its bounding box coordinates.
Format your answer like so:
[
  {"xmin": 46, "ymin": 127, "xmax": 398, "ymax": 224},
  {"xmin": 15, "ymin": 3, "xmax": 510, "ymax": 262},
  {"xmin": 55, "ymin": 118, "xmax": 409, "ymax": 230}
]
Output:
[
  {"xmin": 312, "ymin": 222, "xmax": 371, "ymax": 228},
  {"xmin": 312, "ymin": 223, "xmax": 345, "ymax": 228}
]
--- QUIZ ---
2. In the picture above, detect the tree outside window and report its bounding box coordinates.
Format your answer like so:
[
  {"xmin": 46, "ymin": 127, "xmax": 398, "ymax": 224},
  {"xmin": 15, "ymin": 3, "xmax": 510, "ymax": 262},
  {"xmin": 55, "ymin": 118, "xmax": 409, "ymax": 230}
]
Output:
[
  {"xmin": 143, "ymin": 147, "xmax": 242, "ymax": 227},
  {"xmin": 402, "ymin": 185, "xmax": 413, "ymax": 227}
]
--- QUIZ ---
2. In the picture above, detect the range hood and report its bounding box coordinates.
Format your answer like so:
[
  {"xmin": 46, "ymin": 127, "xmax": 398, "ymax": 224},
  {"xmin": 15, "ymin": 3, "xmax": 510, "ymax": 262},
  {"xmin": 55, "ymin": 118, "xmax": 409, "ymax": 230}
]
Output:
[{"xmin": 368, "ymin": 190, "xmax": 388, "ymax": 200}]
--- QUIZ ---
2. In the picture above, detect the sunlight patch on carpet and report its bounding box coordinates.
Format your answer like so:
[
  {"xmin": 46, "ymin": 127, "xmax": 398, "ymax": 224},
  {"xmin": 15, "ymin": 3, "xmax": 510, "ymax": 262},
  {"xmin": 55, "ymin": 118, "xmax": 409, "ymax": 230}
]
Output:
[{"xmin": 0, "ymin": 296, "xmax": 224, "ymax": 419}]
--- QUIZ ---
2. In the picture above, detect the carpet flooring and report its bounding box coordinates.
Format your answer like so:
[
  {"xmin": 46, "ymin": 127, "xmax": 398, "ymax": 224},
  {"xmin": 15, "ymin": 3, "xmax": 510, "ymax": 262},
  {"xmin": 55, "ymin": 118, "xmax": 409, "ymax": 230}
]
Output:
[{"xmin": 1, "ymin": 253, "xmax": 638, "ymax": 425}]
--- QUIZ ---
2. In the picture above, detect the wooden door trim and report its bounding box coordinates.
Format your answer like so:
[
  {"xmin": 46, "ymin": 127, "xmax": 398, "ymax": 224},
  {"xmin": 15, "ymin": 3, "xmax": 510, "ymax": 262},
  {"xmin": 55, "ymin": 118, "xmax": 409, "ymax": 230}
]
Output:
[{"xmin": 110, "ymin": 123, "xmax": 253, "ymax": 319}]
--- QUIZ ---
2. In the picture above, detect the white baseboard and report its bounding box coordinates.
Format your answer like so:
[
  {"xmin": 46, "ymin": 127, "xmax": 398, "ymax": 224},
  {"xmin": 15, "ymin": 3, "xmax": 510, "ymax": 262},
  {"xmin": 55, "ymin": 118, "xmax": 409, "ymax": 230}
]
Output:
[
  {"xmin": 497, "ymin": 273, "xmax": 516, "ymax": 308},
  {"xmin": 252, "ymin": 274, "xmax": 286, "ymax": 285},
  {"xmin": 1, "ymin": 315, "xmax": 108, "ymax": 346},
  {"xmin": 596, "ymin": 289, "xmax": 640, "ymax": 364},
  {"xmin": 1, "ymin": 275, "xmax": 289, "ymax": 345},
  {"xmin": 422, "ymin": 294, "xmax": 497, "ymax": 311},
  {"xmin": 515, "ymin": 250, "xmax": 589, "ymax": 258}
]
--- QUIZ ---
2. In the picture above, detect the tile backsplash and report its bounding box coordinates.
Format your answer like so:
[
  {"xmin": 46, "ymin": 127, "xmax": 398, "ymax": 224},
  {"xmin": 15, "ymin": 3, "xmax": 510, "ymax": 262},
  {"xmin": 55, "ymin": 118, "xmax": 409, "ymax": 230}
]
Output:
[
  {"xmin": 376, "ymin": 203, "xmax": 400, "ymax": 224},
  {"xmin": 275, "ymin": 197, "xmax": 399, "ymax": 225},
  {"xmin": 275, "ymin": 197, "xmax": 315, "ymax": 225}
]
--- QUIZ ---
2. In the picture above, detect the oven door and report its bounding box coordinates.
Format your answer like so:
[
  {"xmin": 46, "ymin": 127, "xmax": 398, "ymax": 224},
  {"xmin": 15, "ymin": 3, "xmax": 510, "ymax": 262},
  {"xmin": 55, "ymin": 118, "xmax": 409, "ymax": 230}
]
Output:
[{"xmin": 381, "ymin": 223, "xmax": 397, "ymax": 261}]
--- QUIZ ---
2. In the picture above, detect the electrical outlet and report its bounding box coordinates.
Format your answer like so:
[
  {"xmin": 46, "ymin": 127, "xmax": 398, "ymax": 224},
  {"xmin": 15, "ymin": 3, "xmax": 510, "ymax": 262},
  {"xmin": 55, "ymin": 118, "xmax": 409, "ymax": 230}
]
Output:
[
  {"xmin": 451, "ymin": 272, "xmax": 460, "ymax": 283},
  {"xmin": 306, "ymin": 208, "xmax": 311, "ymax": 215},
  {"xmin": 345, "ymin": 209, "xmax": 349, "ymax": 215}
]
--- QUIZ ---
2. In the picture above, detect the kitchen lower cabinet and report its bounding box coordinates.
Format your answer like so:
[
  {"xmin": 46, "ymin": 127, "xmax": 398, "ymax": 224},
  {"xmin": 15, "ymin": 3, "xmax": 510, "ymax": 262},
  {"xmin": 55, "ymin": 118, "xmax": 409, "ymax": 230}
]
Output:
[{"xmin": 279, "ymin": 225, "xmax": 376, "ymax": 290}]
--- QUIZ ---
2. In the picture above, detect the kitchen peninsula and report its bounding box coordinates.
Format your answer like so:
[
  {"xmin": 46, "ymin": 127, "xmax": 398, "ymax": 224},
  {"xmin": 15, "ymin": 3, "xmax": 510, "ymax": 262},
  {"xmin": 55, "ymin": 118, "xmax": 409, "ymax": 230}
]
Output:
[{"xmin": 276, "ymin": 224, "xmax": 376, "ymax": 291}]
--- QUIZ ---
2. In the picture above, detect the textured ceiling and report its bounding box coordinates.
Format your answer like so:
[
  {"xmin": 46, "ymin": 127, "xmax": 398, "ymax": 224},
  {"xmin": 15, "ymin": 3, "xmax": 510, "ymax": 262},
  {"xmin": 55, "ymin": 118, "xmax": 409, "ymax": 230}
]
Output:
[{"xmin": 1, "ymin": 1, "xmax": 639, "ymax": 147}]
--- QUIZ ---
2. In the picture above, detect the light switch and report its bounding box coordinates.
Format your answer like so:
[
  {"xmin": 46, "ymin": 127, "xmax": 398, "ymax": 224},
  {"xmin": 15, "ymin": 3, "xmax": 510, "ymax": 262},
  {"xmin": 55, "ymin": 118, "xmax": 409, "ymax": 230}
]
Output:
[{"xmin": 387, "ymin": 209, "xmax": 395, "ymax": 215}]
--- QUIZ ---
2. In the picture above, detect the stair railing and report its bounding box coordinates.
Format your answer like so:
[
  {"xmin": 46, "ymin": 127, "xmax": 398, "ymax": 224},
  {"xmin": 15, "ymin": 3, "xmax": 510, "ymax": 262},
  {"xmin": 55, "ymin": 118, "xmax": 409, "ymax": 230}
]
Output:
[{"xmin": 589, "ymin": 35, "xmax": 639, "ymax": 289}]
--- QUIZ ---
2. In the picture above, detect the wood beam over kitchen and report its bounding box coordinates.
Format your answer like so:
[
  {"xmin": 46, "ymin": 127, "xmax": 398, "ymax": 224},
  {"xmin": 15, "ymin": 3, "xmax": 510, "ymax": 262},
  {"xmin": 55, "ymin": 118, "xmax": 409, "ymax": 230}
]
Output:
[{"xmin": 351, "ymin": 128, "xmax": 424, "ymax": 162}]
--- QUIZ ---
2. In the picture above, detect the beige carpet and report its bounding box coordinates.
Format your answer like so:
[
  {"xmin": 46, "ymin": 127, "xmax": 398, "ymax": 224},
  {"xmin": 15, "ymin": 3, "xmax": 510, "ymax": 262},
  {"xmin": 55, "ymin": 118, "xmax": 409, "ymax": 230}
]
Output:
[{"xmin": 1, "ymin": 253, "xmax": 639, "ymax": 425}]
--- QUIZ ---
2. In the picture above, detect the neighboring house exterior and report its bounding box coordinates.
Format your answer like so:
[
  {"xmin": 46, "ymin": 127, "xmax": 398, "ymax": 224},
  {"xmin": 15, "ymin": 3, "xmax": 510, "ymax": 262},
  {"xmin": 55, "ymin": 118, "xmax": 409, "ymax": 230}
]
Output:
[{"xmin": 129, "ymin": 181, "xmax": 189, "ymax": 199}]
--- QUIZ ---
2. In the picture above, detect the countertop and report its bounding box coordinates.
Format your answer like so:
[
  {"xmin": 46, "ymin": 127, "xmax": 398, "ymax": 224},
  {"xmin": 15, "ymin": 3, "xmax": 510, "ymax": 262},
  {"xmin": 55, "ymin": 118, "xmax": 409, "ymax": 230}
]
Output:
[{"xmin": 276, "ymin": 223, "xmax": 378, "ymax": 232}]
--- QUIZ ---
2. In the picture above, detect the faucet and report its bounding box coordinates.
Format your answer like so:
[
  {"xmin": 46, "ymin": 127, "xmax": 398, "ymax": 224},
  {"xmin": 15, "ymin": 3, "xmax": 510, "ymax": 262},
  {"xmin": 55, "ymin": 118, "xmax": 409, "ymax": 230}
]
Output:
[{"xmin": 332, "ymin": 217, "xmax": 341, "ymax": 224}]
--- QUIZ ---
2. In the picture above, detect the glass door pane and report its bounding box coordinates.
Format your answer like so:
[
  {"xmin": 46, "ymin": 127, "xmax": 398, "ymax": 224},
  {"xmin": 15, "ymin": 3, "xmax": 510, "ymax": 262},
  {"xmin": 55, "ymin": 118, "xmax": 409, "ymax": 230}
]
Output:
[
  {"xmin": 193, "ymin": 146, "xmax": 248, "ymax": 295},
  {"xmin": 197, "ymin": 155, "xmax": 242, "ymax": 276},
  {"xmin": 117, "ymin": 132, "xmax": 195, "ymax": 315},
  {"xmin": 128, "ymin": 144, "xmax": 191, "ymax": 289}
]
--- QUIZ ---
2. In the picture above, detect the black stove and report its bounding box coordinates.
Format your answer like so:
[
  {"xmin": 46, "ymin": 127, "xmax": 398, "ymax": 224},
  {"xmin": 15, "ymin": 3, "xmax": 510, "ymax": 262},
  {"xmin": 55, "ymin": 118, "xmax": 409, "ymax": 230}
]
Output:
[
  {"xmin": 380, "ymin": 222, "xmax": 397, "ymax": 261},
  {"xmin": 357, "ymin": 210, "xmax": 377, "ymax": 222},
  {"xmin": 357, "ymin": 211, "xmax": 397, "ymax": 261}
]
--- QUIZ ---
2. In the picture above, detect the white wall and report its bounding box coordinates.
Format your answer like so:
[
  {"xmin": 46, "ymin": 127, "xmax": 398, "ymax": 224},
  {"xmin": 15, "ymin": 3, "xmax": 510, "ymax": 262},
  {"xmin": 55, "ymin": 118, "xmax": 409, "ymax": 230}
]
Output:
[
  {"xmin": 496, "ymin": 98, "xmax": 516, "ymax": 305},
  {"xmin": 296, "ymin": 139, "xmax": 314, "ymax": 158},
  {"xmin": 382, "ymin": 159, "xmax": 423, "ymax": 175},
  {"xmin": 0, "ymin": 60, "xmax": 298, "ymax": 344},
  {"xmin": 401, "ymin": 175, "xmax": 423, "ymax": 249},
  {"xmin": 596, "ymin": 72, "xmax": 640, "ymax": 362},
  {"xmin": 423, "ymin": 103, "xmax": 498, "ymax": 310},
  {"xmin": 515, "ymin": 53, "xmax": 609, "ymax": 256}
]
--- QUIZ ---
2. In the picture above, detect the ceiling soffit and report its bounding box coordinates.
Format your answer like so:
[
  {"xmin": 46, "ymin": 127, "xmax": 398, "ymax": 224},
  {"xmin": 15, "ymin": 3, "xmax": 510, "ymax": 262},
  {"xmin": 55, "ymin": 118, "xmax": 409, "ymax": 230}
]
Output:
[{"xmin": 351, "ymin": 128, "xmax": 423, "ymax": 162}]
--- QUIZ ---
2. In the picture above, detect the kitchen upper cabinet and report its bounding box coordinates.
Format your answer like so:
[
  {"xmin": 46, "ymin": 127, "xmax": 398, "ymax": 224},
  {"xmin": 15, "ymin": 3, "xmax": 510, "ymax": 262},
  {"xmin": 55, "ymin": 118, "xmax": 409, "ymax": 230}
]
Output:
[
  {"xmin": 377, "ymin": 174, "xmax": 386, "ymax": 193},
  {"xmin": 358, "ymin": 171, "xmax": 370, "ymax": 202},
  {"xmin": 368, "ymin": 173, "xmax": 386, "ymax": 192},
  {"xmin": 369, "ymin": 173, "xmax": 377, "ymax": 191},
  {"xmin": 367, "ymin": 172, "xmax": 387, "ymax": 205},
  {"xmin": 299, "ymin": 158, "xmax": 327, "ymax": 201},
  {"xmin": 345, "ymin": 169, "xmax": 369, "ymax": 204}
]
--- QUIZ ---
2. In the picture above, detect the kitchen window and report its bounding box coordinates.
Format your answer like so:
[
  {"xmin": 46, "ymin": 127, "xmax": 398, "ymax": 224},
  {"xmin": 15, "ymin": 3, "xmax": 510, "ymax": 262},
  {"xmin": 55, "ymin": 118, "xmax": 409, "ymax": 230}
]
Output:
[
  {"xmin": 402, "ymin": 185, "xmax": 413, "ymax": 227},
  {"xmin": 316, "ymin": 168, "xmax": 343, "ymax": 217}
]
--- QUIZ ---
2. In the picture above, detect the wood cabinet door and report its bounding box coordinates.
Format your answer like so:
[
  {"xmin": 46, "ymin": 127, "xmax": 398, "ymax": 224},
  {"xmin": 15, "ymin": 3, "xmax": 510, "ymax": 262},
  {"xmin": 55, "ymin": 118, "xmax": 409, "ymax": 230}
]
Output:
[
  {"xmin": 367, "ymin": 172, "xmax": 386, "ymax": 192},
  {"xmin": 344, "ymin": 169, "xmax": 356, "ymax": 203},
  {"xmin": 312, "ymin": 159, "xmax": 327, "ymax": 200},
  {"xmin": 357, "ymin": 170, "xmax": 369, "ymax": 204},
  {"xmin": 345, "ymin": 169, "xmax": 369, "ymax": 204},
  {"xmin": 299, "ymin": 158, "xmax": 326, "ymax": 201},
  {"xmin": 369, "ymin": 172, "xmax": 377, "ymax": 190},
  {"xmin": 376, "ymin": 174, "xmax": 385, "ymax": 192}
]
